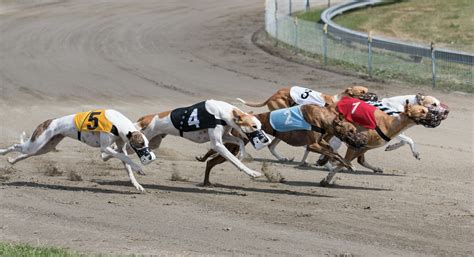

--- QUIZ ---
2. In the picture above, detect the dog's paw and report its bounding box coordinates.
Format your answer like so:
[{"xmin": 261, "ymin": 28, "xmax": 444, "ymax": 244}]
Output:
[
  {"xmin": 134, "ymin": 184, "xmax": 145, "ymax": 192},
  {"xmin": 373, "ymin": 167, "xmax": 384, "ymax": 173},
  {"xmin": 298, "ymin": 162, "xmax": 310, "ymax": 167},
  {"xmin": 101, "ymin": 152, "xmax": 112, "ymax": 162},
  {"xmin": 319, "ymin": 179, "xmax": 331, "ymax": 187},
  {"xmin": 247, "ymin": 170, "xmax": 262, "ymax": 178},
  {"xmin": 279, "ymin": 157, "xmax": 294, "ymax": 163},
  {"xmin": 195, "ymin": 155, "xmax": 206, "ymax": 162},
  {"xmin": 413, "ymin": 152, "xmax": 421, "ymax": 160},
  {"xmin": 7, "ymin": 157, "xmax": 15, "ymax": 164}
]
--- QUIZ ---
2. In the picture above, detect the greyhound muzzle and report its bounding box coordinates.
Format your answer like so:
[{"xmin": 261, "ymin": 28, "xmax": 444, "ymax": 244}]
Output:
[
  {"xmin": 359, "ymin": 92, "xmax": 378, "ymax": 102},
  {"xmin": 419, "ymin": 104, "xmax": 449, "ymax": 128},
  {"xmin": 246, "ymin": 130, "xmax": 272, "ymax": 150},
  {"xmin": 133, "ymin": 147, "xmax": 156, "ymax": 165}
]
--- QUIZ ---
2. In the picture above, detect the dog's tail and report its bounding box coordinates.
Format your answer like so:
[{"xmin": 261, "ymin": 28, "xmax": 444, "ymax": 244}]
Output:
[
  {"xmin": 20, "ymin": 131, "xmax": 28, "ymax": 144},
  {"xmin": 236, "ymin": 97, "xmax": 269, "ymax": 108}
]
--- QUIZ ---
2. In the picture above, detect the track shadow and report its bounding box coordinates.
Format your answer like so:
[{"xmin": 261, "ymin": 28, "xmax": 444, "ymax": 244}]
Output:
[
  {"xmin": 252, "ymin": 157, "xmax": 301, "ymax": 165},
  {"xmin": 4, "ymin": 181, "xmax": 138, "ymax": 195},
  {"xmin": 293, "ymin": 165, "xmax": 404, "ymax": 177},
  {"xmin": 95, "ymin": 180, "xmax": 247, "ymax": 196},
  {"xmin": 283, "ymin": 181, "xmax": 392, "ymax": 191},
  {"xmin": 210, "ymin": 183, "xmax": 334, "ymax": 198}
]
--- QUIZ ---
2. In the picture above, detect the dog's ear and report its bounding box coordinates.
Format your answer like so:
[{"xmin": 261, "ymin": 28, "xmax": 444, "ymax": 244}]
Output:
[
  {"xmin": 404, "ymin": 99, "xmax": 411, "ymax": 115},
  {"xmin": 126, "ymin": 131, "xmax": 132, "ymax": 139},
  {"xmin": 415, "ymin": 93, "xmax": 425, "ymax": 104},
  {"xmin": 344, "ymin": 87, "xmax": 353, "ymax": 96},
  {"xmin": 232, "ymin": 109, "xmax": 243, "ymax": 124}
]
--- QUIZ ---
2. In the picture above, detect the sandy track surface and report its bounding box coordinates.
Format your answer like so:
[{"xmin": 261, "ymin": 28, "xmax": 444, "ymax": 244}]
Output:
[{"xmin": 0, "ymin": 0, "xmax": 472, "ymax": 256}]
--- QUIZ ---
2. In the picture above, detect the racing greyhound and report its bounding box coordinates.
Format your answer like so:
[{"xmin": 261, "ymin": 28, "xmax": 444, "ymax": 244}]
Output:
[
  {"xmin": 0, "ymin": 109, "xmax": 156, "ymax": 192},
  {"xmin": 319, "ymin": 99, "xmax": 438, "ymax": 186},
  {"xmin": 311, "ymin": 93, "xmax": 449, "ymax": 167},
  {"xmin": 115, "ymin": 99, "xmax": 273, "ymax": 181}
]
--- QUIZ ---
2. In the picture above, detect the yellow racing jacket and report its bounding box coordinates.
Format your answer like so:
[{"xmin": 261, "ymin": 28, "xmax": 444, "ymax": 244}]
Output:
[{"xmin": 74, "ymin": 110, "xmax": 117, "ymax": 140}]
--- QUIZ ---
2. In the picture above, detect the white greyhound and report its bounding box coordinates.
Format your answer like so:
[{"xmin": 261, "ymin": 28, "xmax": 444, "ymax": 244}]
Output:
[{"xmin": 0, "ymin": 109, "xmax": 156, "ymax": 192}]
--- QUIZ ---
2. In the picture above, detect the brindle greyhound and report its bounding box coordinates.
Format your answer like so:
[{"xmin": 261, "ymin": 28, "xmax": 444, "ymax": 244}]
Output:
[
  {"xmin": 196, "ymin": 104, "xmax": 368, "ymax": 186},
  {"xmin": 319, "ymin": 100, "xmax": 435, "ymax": 186}
]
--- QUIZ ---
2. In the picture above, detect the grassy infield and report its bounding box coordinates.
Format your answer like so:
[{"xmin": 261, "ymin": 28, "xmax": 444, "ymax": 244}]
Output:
[
  {"xmin": 1, "ymin": 1, "xmax": 472, "ymax": 256},
  {"xmin": 294, "ymin": 0, "xmax": 473, "ymax": 92},
  {"xmin": 0, "ymin": 242, "xmax": 83, "ymax": 257}
]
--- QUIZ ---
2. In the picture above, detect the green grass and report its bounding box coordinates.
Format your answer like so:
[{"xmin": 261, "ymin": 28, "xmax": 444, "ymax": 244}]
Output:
[
  {"xmin": 0, "ymin": 242, "xmax": 84, "ymax": 257},
  {"xmin": 333, "ymin": 0, "xmax": 474, "ymax": 52},
  {"xmin": 295, "ymin": 8, "xmax": 325, "ymax": 23}
]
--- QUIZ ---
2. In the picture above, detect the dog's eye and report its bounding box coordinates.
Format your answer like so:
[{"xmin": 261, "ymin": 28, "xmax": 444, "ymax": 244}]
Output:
[
  {"xmin": 252, "ymin": 125, "xmax": 258, "ymax": 129},
  {"xmin": 432, "ymin": 103, "xmax": 437, "ymax": 107}
]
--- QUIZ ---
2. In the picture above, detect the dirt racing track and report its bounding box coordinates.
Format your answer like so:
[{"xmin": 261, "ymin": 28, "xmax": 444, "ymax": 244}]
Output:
[{"xmin": 0, "ymin": 1, "xmax": 472, "ymax": 256}]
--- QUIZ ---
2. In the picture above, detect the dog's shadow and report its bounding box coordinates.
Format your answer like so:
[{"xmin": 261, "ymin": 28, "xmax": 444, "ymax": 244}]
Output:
[
  {"xmin": 293, "ymin": 165, "xmax": 404, "ymax": 177},
  {"xmin": 4, "ymin": 181, "xmax": 138, "ymax": 195},
  {"xmin": 282, "ymin": 181, "xmax": 392, "ymax": 191},
  {"xmin": 210, "ymin": 183, "xmax": 335, "ymax": 198},
  {"xmin": 97, "ymin": 180, "xmax": 334, "ymax": 198},
  {"xmin": 95, "ymin": 180, "xmax": 249, "ymax": 196}
]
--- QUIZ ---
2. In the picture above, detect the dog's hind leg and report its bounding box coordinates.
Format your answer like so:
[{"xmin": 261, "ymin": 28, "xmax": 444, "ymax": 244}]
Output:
[
  {"xmin": 320, "ymin": 148, "xmax": 363, "ymax": 186},
  {"xmin": 0, "ymin": 144, "xmax": 23, "ymax": 155},
  {"xmin": 357, "ymin": 154, "xmax": 383, "ymax": 173},
  {"xmin": 6, "ymin": 135, "xmax": 64, "ymax": 164},
  {"xmin": 203, "ymin": 144, "xmax": 240, "ymax": 186},
  {"xmin": 196, "ymin": 148, "xmax": 218, "ymax": 162},
  {"xmin": 316, "ymin": 137, "xmax": 342, "ymax": 166}
]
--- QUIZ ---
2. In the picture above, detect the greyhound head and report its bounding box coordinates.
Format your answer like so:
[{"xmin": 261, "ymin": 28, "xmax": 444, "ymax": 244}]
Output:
[
  {"xmin": 127, "ymin": 131, "xmax": 156, "ymax": 165},
  {"xmin": 232, "ymin": 108, "xmax": 271, "ymax": 150},
  {"xmin": 404, "ymin": 100, "xmax": 431, "ymax": 126},
  {"xmin": 343, "ymin": 86, "xmax": 378, "ymax": 102},
  {"xmin": 333, "ymin": 115, "xmax": 368, "ymax": 149},
  {"xmin": 415, "ymin": 93, "xmax": 449, "ymax": 120}
]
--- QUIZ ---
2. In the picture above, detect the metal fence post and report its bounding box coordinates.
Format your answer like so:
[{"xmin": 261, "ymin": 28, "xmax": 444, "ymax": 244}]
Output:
[
  {"xmin": 274, "ymin": 0, "xmax": 279, "ymax": 46},
  {"xmin": 289, "ymin": 0, "xmax": 292, "ymax": 15},
  {"xmin": 431, "ymin": 42, "xmax": 436, "ymax": 88},
  {"xmin": 328, "ymin": 0, "xmax": 331, "ymax": 8},
  {"xmin": 305, "ymin": 0, "xmax": 310, "ymax": 11},
  {"xmin": 294, "ymin": 16, "xmax": 298, "ymax": 51},
  {"xmin": 323, "ymin": 23, "xmax": 328, "ymax": 65},
  {"xmin": 368, "ymin": 31, "xmax": 373, "ymax": 77}
]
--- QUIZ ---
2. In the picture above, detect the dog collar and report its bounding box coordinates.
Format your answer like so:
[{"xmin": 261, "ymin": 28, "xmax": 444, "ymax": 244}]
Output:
[
  {"xmin": 375, "ymin": 126, "xmax": 391, "ymax": 142},
  {"xmin": 311, "ymin": 125, "xmax": 326, "ymax": 134}
]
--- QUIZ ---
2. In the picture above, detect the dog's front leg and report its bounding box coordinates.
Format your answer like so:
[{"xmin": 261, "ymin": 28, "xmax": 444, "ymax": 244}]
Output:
[
  {"xmin": 298, "ymin": 148, "xmax": 310, "ymax": 166},
  {"xmin": 388, "ymin": 134, "xmax": 420, "ymax": 160},
  {"xmin": 222, "ymin": 134, "xmax": 246, "ymax": 160},
  {"xmin": 117, "ymin": 143, "xmax": 145, "ymax": 192},
  {"xmin": 100, "ymin": 135, "xmax": 143, "ymax": 173},
  {"xmin": 268, "ymin": 138, "xmax": 294, "ymax": 162},
  {"xmin": 209, "ymin": 127, "xmax": 262, "ymax": 178}
]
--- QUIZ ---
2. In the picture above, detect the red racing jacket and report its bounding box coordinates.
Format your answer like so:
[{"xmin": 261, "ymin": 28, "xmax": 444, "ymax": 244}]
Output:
[{"xmin": 337, "ymin": 97, "xmax": 377, "ymax": 129}]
